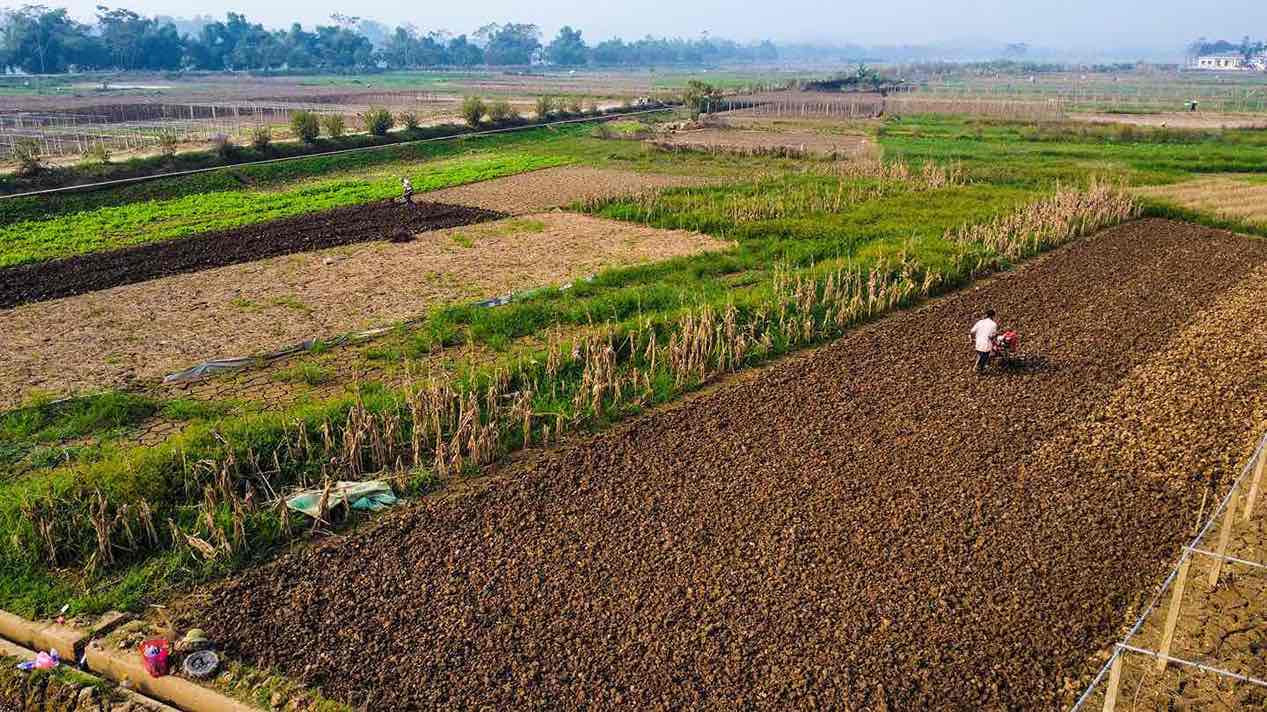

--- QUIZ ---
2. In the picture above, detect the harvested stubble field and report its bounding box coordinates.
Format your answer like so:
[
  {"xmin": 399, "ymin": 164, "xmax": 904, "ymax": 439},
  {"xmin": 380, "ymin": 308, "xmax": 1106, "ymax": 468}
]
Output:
[
  {"xmin": 0, "ymin": 213, "xmax": 726, "ymax": 408},
  {"xmin": 651, "ymin": 127, "xmax": 873, "ymax": 158},
  {"xmin": 419, "ymin": 166, "xmax": 711, "ymax": 215},
  {"xmin": 1072, "ymin": 112, "xmax": 1267, "ymax": 130},
  {"xmin": 186, "ymin": 219, "xmax": 1267, "ymax": 709},
  {"xmin": 0, "ymin": 200, "xmax": 502, "ymax": 308},
  {"xmin": 1137, "ymin": 176, "xmax": 1267, "ymax": 227}
]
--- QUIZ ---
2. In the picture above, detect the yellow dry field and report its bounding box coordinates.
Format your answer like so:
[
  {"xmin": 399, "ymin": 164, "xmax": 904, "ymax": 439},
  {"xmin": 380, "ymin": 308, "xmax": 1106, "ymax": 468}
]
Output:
[
  {"xmin": 0, "ymin": 213, "xmax": 729, "ymax": 408},
  {"xmin": 654, "ymin": 127, "xmax": 874, "ymax": 157},
  {"xmin": 1136, "ymin": 176, "xmax": 1267, "ymax": 225},
  {"xmin": 1074, "ymin": 112, "xmax": 1267, "ymax": 130},
  {"xmin": 420, "ymin": 166, "xmax": 711, "ymax": 215},
  {"xmin": 724, "ymin": 115, "xmax": 881, "ymax": 134}
]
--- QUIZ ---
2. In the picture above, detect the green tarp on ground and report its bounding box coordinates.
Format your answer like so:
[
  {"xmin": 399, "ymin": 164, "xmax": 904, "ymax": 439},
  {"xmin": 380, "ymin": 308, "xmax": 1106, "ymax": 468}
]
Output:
[{"xmin": 285, "ymin": 480, "xmax": 398, "ymax": 518}]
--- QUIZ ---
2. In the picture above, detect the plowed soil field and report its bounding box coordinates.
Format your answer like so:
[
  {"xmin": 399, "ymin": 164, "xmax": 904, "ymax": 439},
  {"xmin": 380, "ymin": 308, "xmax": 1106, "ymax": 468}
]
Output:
[
  {"xmin": 1073, "ymin": 112, "xmax": 1267, "ymax": 130},
  {"xmin": 0, "ymin": 200, "xmax": 501, "ymax": 308},
  {"xmin": 187, "ymin": 219, "xmax": 1267, "ymax": 709}
]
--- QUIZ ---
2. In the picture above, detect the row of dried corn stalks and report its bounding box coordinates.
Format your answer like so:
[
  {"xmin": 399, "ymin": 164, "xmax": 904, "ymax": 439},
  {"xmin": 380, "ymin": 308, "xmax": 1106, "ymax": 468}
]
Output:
[{"xmin": 948, "ymin": 179, "xmax": 1139, "ymax": 266}]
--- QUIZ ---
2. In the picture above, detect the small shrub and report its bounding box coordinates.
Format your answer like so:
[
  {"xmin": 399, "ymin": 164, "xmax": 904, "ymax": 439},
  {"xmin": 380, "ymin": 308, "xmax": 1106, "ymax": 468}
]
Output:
[
  {"xmin": 399, "ymin": 111, "xmax": 420, "ymax": 130},
  {"xmin": 211, "ymin": 133, "xmax": 237, "ymax": 159},
  {"xmin": 590, "ymin": 123, "xmax": 615, "ymax": 139},
  {"xmin": 487, "ymin": 99, "xmax": 517, "ymax": 124},
  {"xmin": 12, "ymin": 138, "xmax": 43, "ymax": 177},
  {"xmin": 81, "ymin": 143, "xmax": 111, "ymax": 165},
  {"xmin": 535, "ymin": 95, "xmax": 555, "ymax": 120},
  {"xmin": 460, "ymin": 96, "xmax": 487, "ymax": 128},
  {"xmin": 250, "ymin": 126, "xmax": 272, "ymax": 151},
  {"xmin": 683, "ymin": 80, "xmax": 720, "ymax": 114},
  {"xmin": 360, "ymin": 107, "xmax": 394, "ymax": 136},
  {"xmin": 290, "ymin": 111, "xmax": 320, "ymax": 143},
  {"xmin": 321, "ymin": 114, "xmax": 347, "ymax": 139},
  {"xmin": 157, "ymin": 130, "xmax": 179, "ymax": 159}
]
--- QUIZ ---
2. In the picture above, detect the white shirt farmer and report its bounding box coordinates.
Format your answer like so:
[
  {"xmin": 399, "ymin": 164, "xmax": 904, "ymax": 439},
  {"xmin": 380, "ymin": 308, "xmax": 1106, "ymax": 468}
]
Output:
[{"xmin": 970, "ymin": 317, "xmax": 998, "ymax": 353}]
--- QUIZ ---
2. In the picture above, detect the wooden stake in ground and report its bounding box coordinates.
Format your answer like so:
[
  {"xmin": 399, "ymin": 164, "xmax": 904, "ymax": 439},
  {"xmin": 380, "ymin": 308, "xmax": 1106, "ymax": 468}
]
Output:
[
  {"xmin": 1208, "ymin": 491, "xmax": 1240, "ymax": 586},
  {"xmin": 1242, "ymin": 446, "xmax": 1267, "ymax": 522},
  {"xmin": 1156, "ymin": 556, "xmax": 1191, "ymax": 672},
  {"xmin": 1192, "ymin": 485, "xmax": 1209, "ymax": 536},
  {"xmin": 1101, "ymin": 651, "xmax": 1124, "ymax": 712}
]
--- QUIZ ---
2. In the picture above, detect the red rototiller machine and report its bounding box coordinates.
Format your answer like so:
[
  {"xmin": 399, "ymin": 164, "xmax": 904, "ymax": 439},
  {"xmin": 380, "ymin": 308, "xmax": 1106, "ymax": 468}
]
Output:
[{"xmin": 991, "ymin": 329, "xmax": 1047, "ymax": 371}]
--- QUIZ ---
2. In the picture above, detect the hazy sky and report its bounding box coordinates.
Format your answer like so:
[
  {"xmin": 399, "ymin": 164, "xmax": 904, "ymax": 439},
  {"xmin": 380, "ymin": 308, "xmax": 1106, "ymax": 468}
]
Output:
[{"xmin": 48, "ymin": 0, "xmax": 1267, "ymax": 55}]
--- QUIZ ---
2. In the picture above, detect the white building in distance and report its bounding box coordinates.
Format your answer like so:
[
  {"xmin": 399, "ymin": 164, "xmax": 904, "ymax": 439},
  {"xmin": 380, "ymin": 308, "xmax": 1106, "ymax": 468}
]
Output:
[{"xmin": 1192, "ymin": 52, "xmax": 1266, "ymax": 71}]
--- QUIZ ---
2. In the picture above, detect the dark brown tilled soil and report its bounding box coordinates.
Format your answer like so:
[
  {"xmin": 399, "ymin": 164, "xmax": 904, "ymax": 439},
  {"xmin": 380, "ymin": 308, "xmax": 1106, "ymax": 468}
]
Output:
[
  {"xmin": 0, "ymin": 200, "xmax": 503, "ymax": 308},
  {"xmin": 188, "ymin": 219, "xmax": 1267, "ymax": 709}
]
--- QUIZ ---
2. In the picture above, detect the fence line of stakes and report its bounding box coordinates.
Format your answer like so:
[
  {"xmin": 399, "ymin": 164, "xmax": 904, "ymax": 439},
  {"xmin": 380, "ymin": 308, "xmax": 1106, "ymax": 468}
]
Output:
[
  {"xmin": 0, "ymin": 95, "xmax": 471, "ymax": 160},
  {"xmin": 921, "ymin": 80, "xmax": 1267, "ymax": 114},
  {"xmin": 1070, "ymin": 427, "xmax": 1267, "ymax": 712}
]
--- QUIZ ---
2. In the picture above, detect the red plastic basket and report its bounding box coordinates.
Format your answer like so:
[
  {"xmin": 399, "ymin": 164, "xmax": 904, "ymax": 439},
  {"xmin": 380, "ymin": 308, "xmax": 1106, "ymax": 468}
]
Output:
[{"xmin": 140, "ymin": 639, "xmax": 170, "ymax": 677}]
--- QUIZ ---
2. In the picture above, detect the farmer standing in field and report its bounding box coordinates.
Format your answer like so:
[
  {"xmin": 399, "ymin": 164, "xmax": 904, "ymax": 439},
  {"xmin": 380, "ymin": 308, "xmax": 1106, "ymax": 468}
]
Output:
[
  {"xmin": 970, "ymin": 309, "xmax": 999, "ymax": 374},
  {"xmin": 401, "ymin": 176, "xmax": 414, "ymax": 207}
]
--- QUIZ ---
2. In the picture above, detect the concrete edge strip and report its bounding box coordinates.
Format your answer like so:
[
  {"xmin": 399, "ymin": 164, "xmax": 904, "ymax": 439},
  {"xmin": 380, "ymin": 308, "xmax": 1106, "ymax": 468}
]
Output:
[
  {"xmin": 0, "ymin": 631, "xmax": 181, "ymax": 712},
  {"xmin": 0, "ymin": 608, "xmax": 254, "ymax": 712}
]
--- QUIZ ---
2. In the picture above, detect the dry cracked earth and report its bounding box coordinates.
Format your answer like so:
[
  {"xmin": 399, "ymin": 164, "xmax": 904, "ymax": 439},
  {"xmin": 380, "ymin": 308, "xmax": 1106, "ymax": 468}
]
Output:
[{"xmin": 187, "ymin": 219, "xmax": 1267, "ymax": 710}]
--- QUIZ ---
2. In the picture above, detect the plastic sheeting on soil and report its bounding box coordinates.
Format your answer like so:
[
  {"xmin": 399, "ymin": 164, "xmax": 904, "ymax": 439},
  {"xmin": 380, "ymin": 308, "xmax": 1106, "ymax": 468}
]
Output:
[{"xmin": 285, "ymin": 481, "xmax": 398, "ymax": 519}]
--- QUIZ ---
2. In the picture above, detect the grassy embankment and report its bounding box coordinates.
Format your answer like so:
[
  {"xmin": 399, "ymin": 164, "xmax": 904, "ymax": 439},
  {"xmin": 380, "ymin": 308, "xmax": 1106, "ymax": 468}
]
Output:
[{"xmin": 0, "ymin": 113, "xmax": 1258, "ymax": 616}]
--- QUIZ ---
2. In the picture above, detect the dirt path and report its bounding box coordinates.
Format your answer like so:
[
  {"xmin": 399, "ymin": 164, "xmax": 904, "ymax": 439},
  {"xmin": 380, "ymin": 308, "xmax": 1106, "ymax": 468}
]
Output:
[
  {"xmin": 419, "ymin": 166, "xmax": 711, "ymax": 214},
  {"xmin": 0, "ymin": 214, "xmax": 727, "ymax": 408},
  {"xmin": 184, "ymin": 220, "xmax": 1267, "ymax": 709}
]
